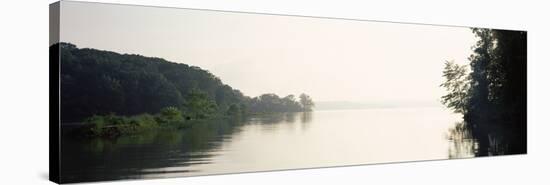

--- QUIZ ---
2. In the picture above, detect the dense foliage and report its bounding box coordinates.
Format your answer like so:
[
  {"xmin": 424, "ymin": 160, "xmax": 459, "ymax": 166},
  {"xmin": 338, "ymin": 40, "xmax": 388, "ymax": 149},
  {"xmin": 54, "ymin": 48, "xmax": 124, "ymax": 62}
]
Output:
[
  {"xmin": 57, "ymin": 43, "xmax": 314, "ymax": 123},
  {"xmin": 441, "ymin": 29, "xmax": 527, "ymax": 155}
]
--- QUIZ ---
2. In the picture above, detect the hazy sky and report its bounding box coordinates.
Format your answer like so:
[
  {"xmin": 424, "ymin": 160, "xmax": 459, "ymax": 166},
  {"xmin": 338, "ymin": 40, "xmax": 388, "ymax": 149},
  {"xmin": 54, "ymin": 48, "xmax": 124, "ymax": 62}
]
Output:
[{"xmin": 59, "ymin": 1, "xmax": 476, "ymax": 105}]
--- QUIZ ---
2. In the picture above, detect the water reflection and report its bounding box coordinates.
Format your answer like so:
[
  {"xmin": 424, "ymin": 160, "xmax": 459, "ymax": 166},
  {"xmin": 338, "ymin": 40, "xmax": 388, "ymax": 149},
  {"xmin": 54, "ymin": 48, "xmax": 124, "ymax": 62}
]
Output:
[
  {"xmin": 60, "ymin": 112, "xmax": 315, "ymax": 183},
  {"xmin": 285, "ymin": 112, "xmax": 297, "ymax": 123},
  {"xmin": 447, "ymin": 122, "xmax": 477, "ymax": 158},
  {"xmin": 447, "ymin": 120, "xmax": 527, "ymax": 158},
  {"xmin": 300, "ymin": 111, "xmax": 313, "ymax": 123},
  {"xmin": 62, "ymin": 108, "xmax": 511, "ymax": 183},
  {"xmin": 299, "ymin": 112, "xmax": 312, "ymax": 131},
  {"xmin": 61, "ymin": 118, "xmax": 239, "ymax": 183}
]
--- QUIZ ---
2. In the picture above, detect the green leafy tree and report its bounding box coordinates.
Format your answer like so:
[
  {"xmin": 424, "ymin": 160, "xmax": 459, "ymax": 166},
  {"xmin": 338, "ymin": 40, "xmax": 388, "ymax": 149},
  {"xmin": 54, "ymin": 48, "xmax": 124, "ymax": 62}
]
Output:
[
  {"xmin": 58, "ymin": 43, "xmax": 245, "ymax": 122},
  {"xmin": 226, "ymin": 104, "xmax": 241, "ymax": 116},
  {"xmin": 159, "ymin": 106, "xmax": 183, "ymax": 122},
  {"xmin": 186, "ymin": 90, "xmax": 217, "ymax": 119}
]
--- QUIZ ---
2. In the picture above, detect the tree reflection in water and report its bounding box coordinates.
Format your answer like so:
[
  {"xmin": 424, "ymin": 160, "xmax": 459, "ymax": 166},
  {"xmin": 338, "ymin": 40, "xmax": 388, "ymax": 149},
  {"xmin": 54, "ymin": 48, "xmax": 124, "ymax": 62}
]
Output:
[{"xmin": 447, "ymin": 120, "xmax": 526, "ymax": 158}]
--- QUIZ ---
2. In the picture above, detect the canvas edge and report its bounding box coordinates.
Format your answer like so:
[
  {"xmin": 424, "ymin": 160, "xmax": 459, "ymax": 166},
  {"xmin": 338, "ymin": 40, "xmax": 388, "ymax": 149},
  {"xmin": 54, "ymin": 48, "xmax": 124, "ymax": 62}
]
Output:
[
  {"xmin": 59, "ymin": 0, "xmax": 527, "ymax": 32},
  {"xmin": 49, "ymin": 1, "xmax": 61, "ymax": 184}
]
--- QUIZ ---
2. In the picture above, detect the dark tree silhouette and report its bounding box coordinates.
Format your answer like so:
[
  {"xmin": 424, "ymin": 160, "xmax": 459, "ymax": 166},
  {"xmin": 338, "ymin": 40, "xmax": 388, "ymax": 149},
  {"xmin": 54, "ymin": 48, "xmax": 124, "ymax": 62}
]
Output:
[
  {"xmin": 442, "ymin": 29, "xmax": 527, "ymax": 156},
  {"xmin": 441, "ymin": 60, "xmax": 470, "ymax": 114}
]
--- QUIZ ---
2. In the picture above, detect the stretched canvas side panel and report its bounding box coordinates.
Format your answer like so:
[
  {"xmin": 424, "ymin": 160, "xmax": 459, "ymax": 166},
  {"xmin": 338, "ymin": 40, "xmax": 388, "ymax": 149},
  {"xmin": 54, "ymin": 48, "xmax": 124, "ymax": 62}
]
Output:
[{"xmin": 49, "ymin": 1, "xmax": 61, "ymax": 184}]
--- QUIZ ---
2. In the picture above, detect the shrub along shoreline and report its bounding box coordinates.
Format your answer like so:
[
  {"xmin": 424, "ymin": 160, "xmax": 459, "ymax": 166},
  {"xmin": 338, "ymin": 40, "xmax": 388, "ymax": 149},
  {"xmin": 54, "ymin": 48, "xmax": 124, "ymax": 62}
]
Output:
[{"xmin": 71, "ymin": 106, "xmax": 243, "ymax": 138}]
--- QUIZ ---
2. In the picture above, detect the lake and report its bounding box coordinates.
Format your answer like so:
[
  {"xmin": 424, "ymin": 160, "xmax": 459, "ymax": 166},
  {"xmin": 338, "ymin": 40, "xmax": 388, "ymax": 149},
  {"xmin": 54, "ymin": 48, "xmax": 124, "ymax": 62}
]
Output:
[{"xmin": 60, "ymin": 106, "xmax": 473, "ymax": 182}]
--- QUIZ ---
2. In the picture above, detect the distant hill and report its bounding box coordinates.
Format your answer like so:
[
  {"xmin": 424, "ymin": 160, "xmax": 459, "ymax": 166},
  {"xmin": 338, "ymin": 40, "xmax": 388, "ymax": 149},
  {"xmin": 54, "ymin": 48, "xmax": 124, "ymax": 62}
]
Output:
[{"xmin": 55, "ymin": 43, "xmax": 310, "ymax": 122}]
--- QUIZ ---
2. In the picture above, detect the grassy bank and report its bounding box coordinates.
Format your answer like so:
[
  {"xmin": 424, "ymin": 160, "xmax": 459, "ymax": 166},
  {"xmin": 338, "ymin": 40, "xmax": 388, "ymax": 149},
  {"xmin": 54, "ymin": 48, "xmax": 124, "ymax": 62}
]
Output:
[
  {"xmin": 71, "ymin": 106, "xmax": 234, "ymax": 138},
  {"xmin": 68, "ymin": 105, "xmax": 307, "ymax": 139}
]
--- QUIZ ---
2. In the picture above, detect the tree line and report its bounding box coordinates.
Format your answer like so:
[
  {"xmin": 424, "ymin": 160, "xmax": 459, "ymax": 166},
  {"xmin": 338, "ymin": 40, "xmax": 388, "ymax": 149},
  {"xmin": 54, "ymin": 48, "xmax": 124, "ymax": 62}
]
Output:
[
  {"xmin": 441, "ymin": 28, "xmax": 526, "ymax": 155},
  {"xmin": 57, "ymin": 43, "xmax": 314, "ymax": 123}
]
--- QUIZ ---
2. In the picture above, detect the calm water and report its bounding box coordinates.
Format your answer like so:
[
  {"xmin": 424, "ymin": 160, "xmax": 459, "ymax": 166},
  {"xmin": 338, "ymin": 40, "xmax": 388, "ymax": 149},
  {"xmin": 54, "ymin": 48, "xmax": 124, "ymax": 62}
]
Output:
[{"xmin": 61, "ymin": 106, "xmax": 473, "ymax": 182}]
